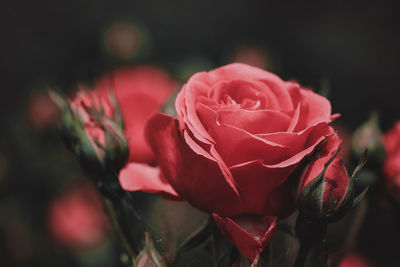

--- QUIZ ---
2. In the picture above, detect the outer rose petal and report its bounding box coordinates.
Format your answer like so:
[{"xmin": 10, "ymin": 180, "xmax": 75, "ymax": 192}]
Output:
[
  {"xmin": 119, "ymin": 162, "xmax": 180, "ymax": 199},
  {"xmin": 145, "ymin": 113, "xmax": 241, "ymax": 216},
  {"xmin": 96, "ymin": 67, "xmax": 177, "ymax": 163},
  {"xmin": 213, "ymin": 214, "xmax": 277, "ymax": 265},
  {"xmin": 229, "ymin": 160, "xmax": 297, "ymax": 215},
  {"xmin": 294, "ymin": 88, "xmax": 333, "ymax": 131}
]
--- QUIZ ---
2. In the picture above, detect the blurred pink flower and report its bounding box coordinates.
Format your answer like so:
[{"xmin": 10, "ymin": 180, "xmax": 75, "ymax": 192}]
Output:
[{"xmin": 48, "ymin": 182, "xmax": 109, "ymax": 249}]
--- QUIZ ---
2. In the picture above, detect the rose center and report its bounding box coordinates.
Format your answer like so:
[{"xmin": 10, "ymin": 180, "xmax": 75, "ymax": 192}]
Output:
[{"xmin": 219, "ymin": 93, "xmax": 264, "ymax": 111}]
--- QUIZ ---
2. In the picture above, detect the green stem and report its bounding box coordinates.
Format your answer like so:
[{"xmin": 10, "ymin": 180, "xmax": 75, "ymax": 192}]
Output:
[
  {"xmin": 294, "ymin": 243, "xmax": 310, "ymax": 267},
  {"xmin": 103, "ymin": 197, "xmax": 137, "ymax": 265}
]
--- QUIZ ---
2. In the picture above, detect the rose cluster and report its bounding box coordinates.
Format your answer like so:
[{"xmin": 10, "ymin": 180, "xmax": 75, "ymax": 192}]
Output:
[{"xmin": 56, "ymin": 63, "xmax": 362, "ymax": 266}]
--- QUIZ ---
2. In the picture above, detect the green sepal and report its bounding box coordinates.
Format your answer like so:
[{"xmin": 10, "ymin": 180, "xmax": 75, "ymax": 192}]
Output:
[
  {"xmin": 325, "ymin": 150, "xmax": 368, "ymax": 223},
  {"xmin": 172, "ymin": 216, "xmax": 238, "ymax": 267},
  {"xmin": 135, "ymin": 232, "xmax": 166, "ymax": 267}
]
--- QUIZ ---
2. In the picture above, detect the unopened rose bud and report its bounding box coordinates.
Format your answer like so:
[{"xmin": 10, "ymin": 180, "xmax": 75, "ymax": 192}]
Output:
[
  {"xmin": 136, "ymin": 232, "xmax": 165, "ymax": 267},
  {"xmin": 297, "ymin": 135, "xmax": 367, "ymax": 225},
  {"xmin": 50, "ymin": 88, "xmax": 129, "ymax": 181},
  {"xmin": 352, "ymin": 112, "xmax": 384, "ymax": 157}
]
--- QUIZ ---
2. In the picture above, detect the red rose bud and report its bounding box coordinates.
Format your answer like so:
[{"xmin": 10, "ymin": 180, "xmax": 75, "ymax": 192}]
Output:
[
  {"xmin": 50, "ymin": 88, "xmax": 129, "ymax": 178},
  {"xmin": 297, "ymin": 135, "xmax": 368, "ymax": 225},
  {"xmin": 48, "ymin": 182, "xmax": 109, "ymax": 249},
  {"xmin": 352, "ymin": 112, "xmax": 384, "ymax": 158},
  {"xmin": 135, "ymin": 232, "xmax": 165, "ymax": 267}
]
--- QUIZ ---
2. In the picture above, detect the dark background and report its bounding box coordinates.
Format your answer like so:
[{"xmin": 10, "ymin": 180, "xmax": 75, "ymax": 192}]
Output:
[{"xmin": 0, "ymin": 0, "xmax": 399, "ymax": 266}]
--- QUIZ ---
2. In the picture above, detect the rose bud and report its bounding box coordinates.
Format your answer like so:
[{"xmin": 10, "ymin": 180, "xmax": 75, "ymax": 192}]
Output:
[
  {"xmin": 352, "ymin": 112, "xmax": 384, "ymax": 159},
  {"xmin": 121, "ymin": 63, "xmax": 342, "ymax": 264},
  {"xmin": 48, "ymin": 182, "xmax": 109, "ymax": 249},
  {"xmin": 54, "ymin": 66, "xmax": 177, "ymax": 188},
  {"xmin": 383, "ymin": 121, "xmax": 400, "ymax": 195},
  {"xmin": 296, "ymin": 134, "xmax": 367, "ymax": 249},
  {"xmin": 51, "ymin": 88, "xmax": 129, "ymax": 181}
]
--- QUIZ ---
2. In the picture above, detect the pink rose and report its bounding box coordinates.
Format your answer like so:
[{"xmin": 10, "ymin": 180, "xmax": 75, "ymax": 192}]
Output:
[{"xmin": 121, "ymin": 63, "xmax": 339, "ymax": 263}]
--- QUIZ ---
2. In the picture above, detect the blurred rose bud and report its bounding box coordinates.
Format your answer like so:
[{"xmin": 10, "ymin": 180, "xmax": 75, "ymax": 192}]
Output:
[
  {"xmin": 297, "ymin": 135, "xmax": 367, "ymax": 225},
  {"xmin": 48, "ymin": 182, "xmax": 109, "ymax": 249},
  {"xmin": 51, "ymin": 88, "xmax": 129, "ymax": 179},
  {"xmin": 352, "ymin": 112, "xmax": 384, "ymax": 157},
  {"xmin": 338, "ymin": 252, "xmax": 370, "ymax": 267},
  {"xmin": 136, "ymin": 232, "xmax": 165, "ymax": 267},
  {"xmin": 27, "ymin": 90, "xmax": 60, "ymax": 130}
]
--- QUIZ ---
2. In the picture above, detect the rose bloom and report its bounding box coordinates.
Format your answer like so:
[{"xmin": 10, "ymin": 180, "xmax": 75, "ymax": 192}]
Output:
[
  {"xmin": 383, "ymin": 121, "xmax": 400, "ymax": 192},
  {"xmin": 48, "ymin": 182, "xmax": 109, "ymax": 248},
  {"xmin": 121, "ymin": 63, "xmax": 341, "ymax": 262}
]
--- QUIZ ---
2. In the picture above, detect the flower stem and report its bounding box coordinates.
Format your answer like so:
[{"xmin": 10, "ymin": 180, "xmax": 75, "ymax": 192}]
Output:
[
  {"xmin": 103, "ymin": 197, "xmax": 137, "ymax": 265},
  {"xmin": 294, "ymin": 243, "xmax": 310, "ymax": 267}
]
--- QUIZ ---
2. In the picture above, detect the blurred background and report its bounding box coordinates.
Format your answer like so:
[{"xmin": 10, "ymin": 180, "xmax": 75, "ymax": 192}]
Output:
[{"xmin": 0, "ymin": 0, "xmax": 399, "ymax": 266}]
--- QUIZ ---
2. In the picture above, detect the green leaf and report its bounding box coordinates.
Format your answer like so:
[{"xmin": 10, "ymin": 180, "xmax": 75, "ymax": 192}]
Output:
[{"xmin": 351, "ymin": 149, "xmax": 368, "ymax": 179}]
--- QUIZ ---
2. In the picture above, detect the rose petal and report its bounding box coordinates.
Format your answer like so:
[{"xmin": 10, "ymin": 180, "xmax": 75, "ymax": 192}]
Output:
[
  {"xmin": 196, "ymin": 103, "xmax": 289, "ymax": 167},
  {"xmin": 229, "ymin": 160, "xmax": 297, "ymax": 215},
  {"xmin": 177, "ymin": 80, "xmax": 215, "ymax": 145},
  {"xmin": 145, "ymin": 113, "xmax": 241, "ymax": 216},
  {"xmin": 213, "ymin": 214, "xmax": 277, "ymax": 264},
  {"xmin": 210, "ymin": 80, "xmax": 268, "ymax": 110},
  {"xmin": 208, "ymin": 63, "xmax": 282, "ymax": 84},
  {"xmin": 119, "ymin": 162, "xmax": 180, "ymax": 199},
  {"xmin": 294, "ymin": 89, "xmax": 332, "ymax": 131},
  {"xmin": 121, "ymin": 93, "xmax": 161, "ymax": 163},
  {"xmin": 217, "ymin": 109, "xmax": 292, "ymax": 134},
  {"xmin": 183, "ymin": 130, "xmax": 240, "ymax": 196}
]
